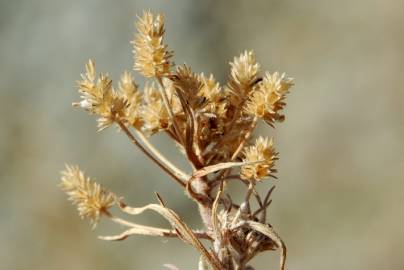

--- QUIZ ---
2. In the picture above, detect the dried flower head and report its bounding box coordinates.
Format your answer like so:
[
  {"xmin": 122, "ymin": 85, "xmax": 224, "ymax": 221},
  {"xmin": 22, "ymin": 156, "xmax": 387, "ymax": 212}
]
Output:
[
  {"xmin": 227, "ymin": 50, "xmax": 260, "ymax": 104},
  {"xmin": 172, "ymin": 64, "xmax": 204, "ymax": 109},
  {"xmin": 118, "ymin": 71, "xmax": 143, "ymax": 130},
  {"xmin": 244, "ymin": 72, "xmax": 294, "ymax": 125},
  {"xmin": 191, "ymin": 74, "xmax": 227, "ymax": 144},
  {"xmin": 60, "ymin": 165, "xmax": 116, "ymax": 228},
  {"xmin": 133, "ymin": 10, "xmax": 173, "ymax": 77},
  {"xmin": 75, "ymin": 60, "xmax": 127, "ymax": 130},
  {"xmin": 199, "ymin": 74, "xmax": 221, "ymax": 101},
  {"xmin": 240, "ymin": 137, "xmax": 278, "ymax": 181},
  {"xmin": 140, "ymin": 83, "xmax": 172, "ymax": 134}
]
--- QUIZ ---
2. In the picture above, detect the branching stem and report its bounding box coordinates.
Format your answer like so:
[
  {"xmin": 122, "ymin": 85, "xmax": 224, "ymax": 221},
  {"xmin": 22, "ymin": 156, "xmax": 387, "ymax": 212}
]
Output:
[
  {"xmin": 156, "ymin": 76, "xmax": 185, "ymax": 147},
  {"xmin": 231, "ymin": 116, "xmax": 258, "ymax": 160},
  {"xmin": 134, "ymin": 129, "xmax": 189, "ymax": 181},
  {"xmin": 118, "ymin": 121, "xmax": 187, "ymax": 187}
]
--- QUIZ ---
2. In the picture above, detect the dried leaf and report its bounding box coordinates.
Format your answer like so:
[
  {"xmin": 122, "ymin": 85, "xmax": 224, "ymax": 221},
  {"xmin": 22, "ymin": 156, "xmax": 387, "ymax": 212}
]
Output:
[
  {"xmin": 211, "ymin": 188, "xmax": 223, "ymax": 242},
  {"xmin": 119, "ymin": 202, "xmax": 222, "ymax": 270},
  {"xmin": 246, "ymin": 221, "xmax": 286, "ymax": 270},
  {"xmin": 192, "ymin": 160, "xmax": 264, "ymax": 179},
  {"xmin": 99, "ymin": 224, "xmax": 176, "ymax": 241}
]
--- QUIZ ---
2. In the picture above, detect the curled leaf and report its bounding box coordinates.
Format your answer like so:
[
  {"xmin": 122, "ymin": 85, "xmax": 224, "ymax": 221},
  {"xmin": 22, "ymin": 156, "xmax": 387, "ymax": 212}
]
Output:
[
  {"xmin": 245, "ymin": 221, "xmax": 286, "ymax": 270},
  {"xmin": 119, "ymin": 202, "xmax": 222, "ymax": 270},
  {"xmin": 99, "ymin": 224, "xmax": 177, "ymax": 241},
  {"xmin": 192, "ymin": 160, "xmax": 264, "ymax": 179}
]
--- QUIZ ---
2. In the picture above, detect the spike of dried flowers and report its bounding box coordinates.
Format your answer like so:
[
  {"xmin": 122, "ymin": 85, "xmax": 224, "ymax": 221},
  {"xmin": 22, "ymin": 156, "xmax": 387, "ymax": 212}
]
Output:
[
  {"xmin": 60, "ymin": 165, "xmax": 116, "ymax": 228},
  {"xmin": 133, "ymin": 10, "xmax": 173, "ymax": 77},
  {"xmin": 61, "ymin": 10, "xmax": 294, "ymax": 270},
  {"xmin": 241, "ymin": 137, "xmax": 278, "ymax": 181}
]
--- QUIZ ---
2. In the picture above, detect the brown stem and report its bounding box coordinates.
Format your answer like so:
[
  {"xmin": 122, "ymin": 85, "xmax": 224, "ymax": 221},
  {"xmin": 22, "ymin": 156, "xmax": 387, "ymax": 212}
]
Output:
[
  {"xmin": 231, "ymin": 116, "xmax": 258, "ymax": 161},
  {"xmin": 156, "ymin": 76, "xmax": 185, "ymax": 146},
  {"xmin": 134, "ymin": 129, "xmax": 189, "ymax": 182},
  {"xmin": 118, "ymin": 121, "xmax": 186, "ymax": 187}
]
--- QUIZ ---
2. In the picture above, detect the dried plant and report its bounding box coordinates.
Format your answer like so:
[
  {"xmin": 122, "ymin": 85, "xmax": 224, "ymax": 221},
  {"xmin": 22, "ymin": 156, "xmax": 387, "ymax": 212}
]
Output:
[{"xmin": 61, "ymin": 10, "xmax": 294, "ymax": 270}]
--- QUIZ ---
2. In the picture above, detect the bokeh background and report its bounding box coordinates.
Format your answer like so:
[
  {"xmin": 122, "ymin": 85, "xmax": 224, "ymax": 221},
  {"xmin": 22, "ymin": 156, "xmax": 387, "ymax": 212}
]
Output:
[{"xmin": 1, "ymin": 0, "xmax": 403, "ymax": 269}]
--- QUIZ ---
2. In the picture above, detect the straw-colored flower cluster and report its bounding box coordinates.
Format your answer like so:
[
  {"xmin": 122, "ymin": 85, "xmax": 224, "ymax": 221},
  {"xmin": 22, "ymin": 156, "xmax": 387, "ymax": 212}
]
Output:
[
  {"xmin": 244, "ymin": 72, "xmax": 294, "ymax": 125},
  {"xmin": 74, "ymin": 61, "xmax": 143, "ymax": 131},
  {"xmin": 133, "ymin": 11, "xmax": 173, "ymax": 77},
  {"xmin": 60, "ymin": 165, "xmax": 116, "ymax": 228},
  {"xmin": 227, "ymin": 51, "xmax": 260, "ymax": 105},
  {"xmin": 241, "ymin": 137, "xmax": 278, "ymax": 181},
  {"xmin": 61, "ymin": 10, "xmax": 294, "ymax": 270}
]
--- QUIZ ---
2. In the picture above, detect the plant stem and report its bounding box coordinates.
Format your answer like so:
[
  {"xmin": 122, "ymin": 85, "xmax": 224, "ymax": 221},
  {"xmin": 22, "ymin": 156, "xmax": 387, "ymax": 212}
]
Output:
[
  {"xmin": 231, "ymin": 117, "xmax": 258, "ymax": 161},
  {"xmin": 134, "ymin": 129, "xmax": 189, "ymax": 181},
  {"xmin": 156, "ymin": 76, "xmax": 185, "ymax": 146},
  {"xmin": 118, "ymin": 121, "xmax": 187, "ymax": 187}
]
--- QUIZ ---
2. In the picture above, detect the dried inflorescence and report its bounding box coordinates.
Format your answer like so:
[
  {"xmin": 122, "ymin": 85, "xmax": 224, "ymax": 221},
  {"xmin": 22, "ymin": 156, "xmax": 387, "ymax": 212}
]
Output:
[
  {"xmin": 241, "ymin": 137, "xmax": 278, "ymax": 181},
  {"xmin": 227, "ymin": 51, "xmax": 260, "ymax": 100},
  {"xmin": 60, "ymin": 165, "xmax": 116, "ymax": 228},
  {"xmin": 61, "ymin": 10, "xmax": 294, "ymax": 270},
  {"xmin": 244, "ymin": 72, "xmax": 294, "ymax": 126},
  {"xmin": 133, "ymin": 11, "xmax": 173, "ymax": 77}
]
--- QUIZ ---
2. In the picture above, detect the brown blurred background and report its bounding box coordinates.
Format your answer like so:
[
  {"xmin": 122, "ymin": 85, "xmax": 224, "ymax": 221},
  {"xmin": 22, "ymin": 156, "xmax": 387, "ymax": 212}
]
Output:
[{"xmin": 1, "ymin": 0, "xmax": 403, "ymax": 269}]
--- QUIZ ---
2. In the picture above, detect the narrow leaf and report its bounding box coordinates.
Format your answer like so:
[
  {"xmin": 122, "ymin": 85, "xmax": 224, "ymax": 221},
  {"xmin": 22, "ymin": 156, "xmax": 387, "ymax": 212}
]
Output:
[
  {"xmin": 246, "ymin": 221, "xmax": 286, "ymax": 270},
  {"xmin": 192, "ymin": 160, "xmax": 264, "ymax": 179},
  {"xmin": 119, "ymin": 202, "xmax": 222, "ymax": 270}
]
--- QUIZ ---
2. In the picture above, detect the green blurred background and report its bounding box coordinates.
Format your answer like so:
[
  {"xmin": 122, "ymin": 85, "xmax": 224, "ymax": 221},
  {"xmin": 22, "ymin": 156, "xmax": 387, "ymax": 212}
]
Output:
[{"xmin": 1, "ymin": 0, "xmax": 403, "ymax": 269}]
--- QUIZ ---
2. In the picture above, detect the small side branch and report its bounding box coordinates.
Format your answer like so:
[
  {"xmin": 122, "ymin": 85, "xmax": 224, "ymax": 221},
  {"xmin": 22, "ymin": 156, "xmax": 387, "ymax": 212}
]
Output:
[
  {"xmin": 231, "ymin": 116, "xmax": 258, "ymax": 161},
  {"xmin": 101, "ymin": 213, "xmax": 212, "ymax": 241},
  {"xmin": 118, "ymin": 121, "xmax": 187, "ymax": 187},
  {"xmin": 157, "ymin": 76, "xmax": 185, "ymax": 146},
  {"xmin": 134, "ymin": 129, "xmax": 189, "ymax": 182}
]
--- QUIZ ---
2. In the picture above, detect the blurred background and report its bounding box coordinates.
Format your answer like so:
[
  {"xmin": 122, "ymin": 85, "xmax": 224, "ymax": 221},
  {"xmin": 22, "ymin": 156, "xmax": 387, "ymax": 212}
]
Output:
[{"xmin": 1, "ymin": 0, "xmax": 403, "ymax": 269}]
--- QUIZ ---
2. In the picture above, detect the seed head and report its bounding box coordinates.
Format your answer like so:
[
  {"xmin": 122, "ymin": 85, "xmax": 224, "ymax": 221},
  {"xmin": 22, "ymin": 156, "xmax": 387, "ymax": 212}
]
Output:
[
  {"xmin": 240, "ymin": 137, "xmax": 278, "ymax": 181},
  {"xmin": 118, "ymin": 71, "xmax": 143, "ymax": 130},
  {"xmin": 140, "ymin": 83, "xmax": 171, "ymax": 134},
  {"xmin": 60, "ymin": 165, "xmax": 116, "ymax": 228},
  {"xmin": 75, "ymin": 60, "xmax": 127, "ymax": 130},
  {"xmin": 132, "ymin": 10, "xmax": 173, "ymax": 77},
  {"xmin": 172, "ymin": 65, "xmax": 204, "ymax": 109},
  {"xmin": 199, "ymin": 74, "xmax": 221, "ymax": 101},
  {"xmin": 227, "ymin": 50, "xmax": 260, "ymax": 104},
  {"xmin": 244, "ymin": 72, "xmax": 294, "ymax": 125}
]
